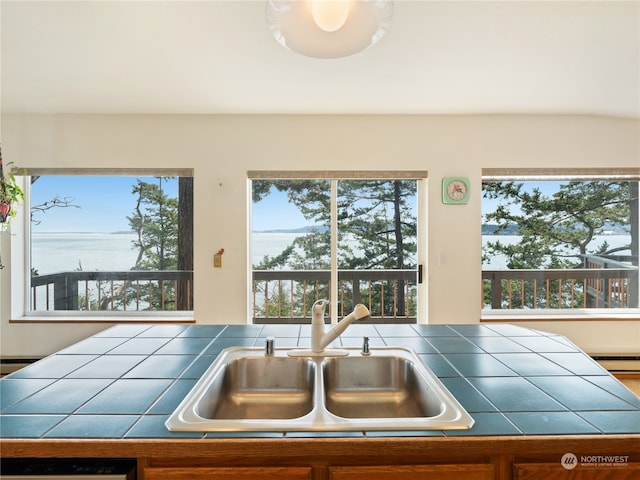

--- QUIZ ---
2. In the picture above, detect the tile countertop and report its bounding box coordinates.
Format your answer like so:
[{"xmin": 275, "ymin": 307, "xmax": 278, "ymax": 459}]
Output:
[{"xmin": 1, "ymin": 323, "xmax": 639, "ymax": 439}]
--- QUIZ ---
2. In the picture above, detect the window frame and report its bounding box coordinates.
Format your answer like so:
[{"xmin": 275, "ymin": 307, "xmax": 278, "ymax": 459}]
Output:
[
  {"xmin": 9, "ymin": 168, "xmax": 194, "ymax": 323},
  {"xmin": 247, "ymin": 170, "xmax": 428, "ymax": 325},
  {"xmin": 480, "ymin": 167, "xmax": 640, "ymax": 322}
]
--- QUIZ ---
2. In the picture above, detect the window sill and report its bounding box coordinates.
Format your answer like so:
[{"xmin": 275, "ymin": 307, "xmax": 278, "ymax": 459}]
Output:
[
  {"xmin": 481, "ymin": 308, "xmax": 640, "ymax": 322},
  {"xmin": 10, "ymin": 313, "xmax": 195, "ymax": 323}
]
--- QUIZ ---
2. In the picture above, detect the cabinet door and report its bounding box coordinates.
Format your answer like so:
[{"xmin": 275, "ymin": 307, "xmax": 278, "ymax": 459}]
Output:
[
  {"xmin": 329, "ymin": 464, "xmax": 494, "ymax": 480},
  {"xmin": 143, "ymin": 466, "xmax": 312, "ymax": 480},
  {"xmin": 514, "ymin": 463, "xmax": 640, "ymax": 480}
]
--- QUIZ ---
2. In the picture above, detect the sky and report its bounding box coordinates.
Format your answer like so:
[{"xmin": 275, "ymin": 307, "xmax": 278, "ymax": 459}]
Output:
[
  {"xmin": 29, "ymin": 176, "xmax": 568, "ymax": 233},
  {"xmin": 31, "ymin": 176, "xmax": 178, "ymax": 233},
  {"xmin": 252, "ymin": 181, "xmax": 565, "ymax": 231},
  {"xmin": 251, "ymin": 188, "xmax": 310, "ymax": 231},
  {"xmin": 481, "ymin": 181, "xmax": 562, "ymax": 219},
  {"xmin": 30, "ymin": 176, "xmax": 307, "ymax": 233},
  {"xmin": 251, "ymin": 183, "xmax": 422, "ymax": 232}
]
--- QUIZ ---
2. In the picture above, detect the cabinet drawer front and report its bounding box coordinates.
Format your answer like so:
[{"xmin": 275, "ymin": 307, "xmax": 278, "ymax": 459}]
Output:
[
  {"xmin": 514, "ymin": 463, "xmax": 640, "ymax": 480},
  {"xmin": 143, "ymin": 467, "xmax": 312, "ymax": 480},
  {"xmin": 329, "ymin": 464, "xmax": 494, "ymax": 480}
]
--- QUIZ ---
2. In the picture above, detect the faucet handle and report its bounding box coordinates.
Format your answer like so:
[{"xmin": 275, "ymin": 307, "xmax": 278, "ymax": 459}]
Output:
[
  {"xmin": 265, "ymin": 337, "xmax": 275, "ymax": 356},
  {"xmin": 362, "ymin": 336, "xmax": 371, "ymax": 356}
]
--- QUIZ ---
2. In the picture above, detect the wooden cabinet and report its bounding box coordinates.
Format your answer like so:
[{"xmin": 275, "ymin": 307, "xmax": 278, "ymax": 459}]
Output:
[
  {"xmin": 329, "ymin": 464, "xmax": 494, "ymax": 480},
  {"xmin": 4, "ymin": 435, "xmax": 638, "ymax": 480},
  {"xmin": 143, "ymin": 464, "xmax": 494, "ymax": 480},
  {"xmin": 514, "ymin": 463, "xmax": 640, "ymax": 480},
  {"xmin": 143, "ymin": 466, "xmax": 312, "ymax": 480}
]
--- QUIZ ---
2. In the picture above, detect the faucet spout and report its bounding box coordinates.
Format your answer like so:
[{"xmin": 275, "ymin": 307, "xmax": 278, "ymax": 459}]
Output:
[
  {"xmin": 311, "ymin": 300, "xmax": 370, "ymax": 354},
  {"xmin": 288, "ymin": 300, "xmax": 370, "ymax": 357}
]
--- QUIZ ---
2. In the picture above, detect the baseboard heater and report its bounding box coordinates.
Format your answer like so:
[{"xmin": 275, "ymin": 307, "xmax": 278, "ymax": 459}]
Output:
[
  {"xmin": 591, "ymin": 355, "xmax": 640, "ymax": 376},
  {"xmin": 0, "ymin": 358, "xmax": 41, "ymax": 376}
]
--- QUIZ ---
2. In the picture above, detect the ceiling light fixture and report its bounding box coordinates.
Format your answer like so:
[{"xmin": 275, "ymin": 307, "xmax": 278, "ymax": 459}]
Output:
[
  {"xmin": 266, "ymin": 0, "xmax": 393, "ymax": 59},
  {"xmin": 312, "ymin": 0, "xmax": 350, "ymax": 32}
]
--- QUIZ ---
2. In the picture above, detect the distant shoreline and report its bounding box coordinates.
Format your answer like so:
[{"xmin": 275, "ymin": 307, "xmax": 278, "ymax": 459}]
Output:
[
  {"xmin": 32, "ymin": 231, "xmax": 135, "ymax": 235},
  {"xmin": 253, "ymin": 225, "xmax": 327, "ymax": 234},
  {"xmin": 33, "ymin": 224, "xmax": 630, "ymax": 236}
]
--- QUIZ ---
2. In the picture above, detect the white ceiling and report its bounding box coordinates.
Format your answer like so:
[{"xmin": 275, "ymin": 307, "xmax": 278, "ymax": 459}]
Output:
[{"xmin": 2, "ymin": 0, "xmax": 639, "ymax": 117}]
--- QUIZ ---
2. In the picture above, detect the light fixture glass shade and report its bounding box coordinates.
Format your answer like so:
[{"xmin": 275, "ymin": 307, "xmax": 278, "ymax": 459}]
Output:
[
  {"xmin": 266, "ymin": 0, "xmax": 393, "ymax": 58},
  {"xmin": 312, "ymin": 0, "xmax": 351, "ymax": 32}
]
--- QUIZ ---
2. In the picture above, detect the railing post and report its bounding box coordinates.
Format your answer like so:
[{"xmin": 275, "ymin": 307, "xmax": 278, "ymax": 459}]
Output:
[
  {"xmin": 53, "ymin": 273, "xmax": 78, "ymax": 310},
  {"xmin": 53, "ymin": 276, "xmax": 66, "ymax": 310},
  {"xmin": 491, "ymin": 275, "xmax": 502, "ymax": 309},
  {"xmin": 631, "ymin": 273, "xmax": 639, "ymax": 308},
  {"xmin": 630, "ymin": 181, "xmax": 639, "ymax": 308},
  {"xmin": 352, "ymin": 276, "xmax": 361, "ymax": 305},
  {"xmin": 69, "ymin": 277, "xmax": 78, "ymax": 310}
]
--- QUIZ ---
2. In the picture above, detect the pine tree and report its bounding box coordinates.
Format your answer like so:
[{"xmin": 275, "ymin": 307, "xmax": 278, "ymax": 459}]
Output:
[
  {"xmin": 482, "ymin": 180, "xmax": 638, "ymax": 308},
  {"xmin": 483, "ymin": 181, "xmax": 635, "ymax": 269},
  {"xmin": 126, "ymin": 177, "xmax": 178, "ymax": 310},
  {"xmin": 252, "ymin": 179, "xmax": 417, "ymax": 317}
]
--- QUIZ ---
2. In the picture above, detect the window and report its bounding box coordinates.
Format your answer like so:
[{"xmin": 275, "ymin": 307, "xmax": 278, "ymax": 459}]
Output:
[
  {"xmin": 481, "ymin": 169, "xmax": 639, "ymax": 315},
  {"xmin": 249, "ymin": 171, "xmax": 426, "ymax": 324},
  {"xmin": 21, "ymin": 169, "xmax": 193, "ymax": 319}
]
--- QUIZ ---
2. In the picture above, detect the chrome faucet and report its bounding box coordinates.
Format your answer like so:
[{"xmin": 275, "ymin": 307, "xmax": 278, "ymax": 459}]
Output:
[
  {"xmin": 265, "ymin": 337, "xmax": 275, "ymax": 356},
  {"xmin": 289, "ymin": 299, "xmax": 370, "ymax": 357}
]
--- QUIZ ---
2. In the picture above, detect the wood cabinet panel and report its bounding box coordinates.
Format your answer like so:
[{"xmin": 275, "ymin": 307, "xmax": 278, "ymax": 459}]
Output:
[
  {"xmin": 143, "ymin": 466, "xmax": 312, "ymax": 480},
  {"xmin": 514, "ymin": 463, "xmax": 640, "ymax": 480},
  {"xmin": 329, "ymin": 464, "xmax": 495, "ymax": 480}
]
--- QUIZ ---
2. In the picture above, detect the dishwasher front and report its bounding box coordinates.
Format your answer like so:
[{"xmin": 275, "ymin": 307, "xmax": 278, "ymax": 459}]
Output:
[{"xmin": 0, "ymin": 459, "xmax": 135, "ymax": 479}]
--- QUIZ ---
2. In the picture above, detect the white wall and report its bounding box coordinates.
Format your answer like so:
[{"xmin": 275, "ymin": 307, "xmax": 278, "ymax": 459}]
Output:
[{"xmin": 1, "ymin": 114, "xmax": 638, "ymax": 357}]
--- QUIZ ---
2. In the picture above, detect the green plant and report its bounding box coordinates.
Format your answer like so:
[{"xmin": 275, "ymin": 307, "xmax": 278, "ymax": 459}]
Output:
[
  {"xmin": 0, "ymin": 146, "xmax": 25, "ymax": 225},
  {"xmin": 0, "ymin": 146, "xmax": 25, "ymax": 269}
]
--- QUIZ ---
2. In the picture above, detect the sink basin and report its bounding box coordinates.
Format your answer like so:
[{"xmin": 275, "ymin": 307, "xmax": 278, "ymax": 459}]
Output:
[
  {"xmin": 323, "ymin": 356, "xmax": 444, "ymax": 419},
  {"xmin": 166, "ymin": 347, "xmax": 474, "ymax": 432},
  {"xmin": 196, "ymin": 356, "xmax": 315, "ymax": 420}
]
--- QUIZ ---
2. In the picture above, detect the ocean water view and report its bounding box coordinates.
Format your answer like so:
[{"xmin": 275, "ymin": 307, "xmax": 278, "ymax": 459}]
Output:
[
  {"xmin": 251, "ymin": 232, "xmax": 302, "ymax": 266},
  {"xmin": 31, "ymin": 232, "xmax": 634, "ymax": 274},
  {"xmin": 481, "ymin": 234, "xmax": 633, "ymax": 269},
  {"xmin": 32, "ymin": 232, "xmax": 140, "ymax": 274}
]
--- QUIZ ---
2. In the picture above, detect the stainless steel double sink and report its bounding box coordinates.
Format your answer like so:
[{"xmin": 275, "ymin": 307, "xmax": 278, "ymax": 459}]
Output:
[{"xmin": 165, "ymin": 347, "xmax": 474, "ymax": 432}]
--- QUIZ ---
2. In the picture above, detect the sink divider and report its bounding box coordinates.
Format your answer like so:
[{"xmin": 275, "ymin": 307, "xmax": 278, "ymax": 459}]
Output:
[{"xmin": 165, "ymin": 347, "xmax": 475, "ymax": 433}]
